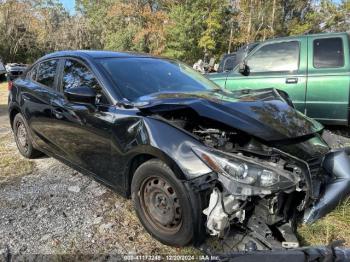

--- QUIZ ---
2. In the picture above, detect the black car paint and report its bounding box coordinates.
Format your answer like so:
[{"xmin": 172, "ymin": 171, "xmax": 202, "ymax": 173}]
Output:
[
  {"xmin": 7, "ymin": 51, "xmax": 350, "ymax": 259},
  {"xmin": 8, "ymin": 52, "xmax": 213, "ymax": 195},
  {"xmin": 11, "ymin": 51, "xmax": 323, "ymax": 185},
  {"xmin": 10, "ymin": 86, "xmax": 212, "ymax": 193},
  {"xmin": 6, "ymin": 51, "xmax": 341, "ymax": 207},
  {"xmin": 136, "ymin": 89, "xmax": 324, "ymax": 142}
]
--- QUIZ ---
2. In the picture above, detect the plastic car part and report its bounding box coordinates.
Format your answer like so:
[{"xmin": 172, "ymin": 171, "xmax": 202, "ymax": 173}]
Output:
[
  {"xmin": 203, "ymin": 188, "xmax": 245, "ymax": 237},
  {"xmin": 303, "ymin": 150, "xmax": 350, "ymax": 223}
]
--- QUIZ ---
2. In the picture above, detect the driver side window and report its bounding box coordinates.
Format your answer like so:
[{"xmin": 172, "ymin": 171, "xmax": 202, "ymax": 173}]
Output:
[
  {"xmin": 223, "ymin": 56, "xmax": 235, "ymax": 71},
  {"xmin": 247, "ymin": 41, "xmax": 300, "ymax": 73},
  {"xmin": 62, "ymin": 59, "xmax": 108, "ymax": 104}
]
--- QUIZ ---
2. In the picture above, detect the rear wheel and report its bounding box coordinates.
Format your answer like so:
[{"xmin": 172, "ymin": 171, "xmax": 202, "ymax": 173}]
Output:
[
  {"xmin": 13, "ymin": 113, "xmax": 43, "ymax": 159},
  {"xmin": 131, "ymin": 159, "xmax": 194, "ymax": 246}
]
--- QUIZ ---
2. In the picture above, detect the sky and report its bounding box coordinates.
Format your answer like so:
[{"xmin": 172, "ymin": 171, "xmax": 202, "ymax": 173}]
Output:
[{"xmin": 59, "ymin": 0, "xmax": 75, "ymax": 14}]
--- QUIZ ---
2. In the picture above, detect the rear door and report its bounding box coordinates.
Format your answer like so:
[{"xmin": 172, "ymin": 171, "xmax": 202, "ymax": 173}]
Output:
[
  {"xmin": 305, "ymin": 34, "xmax": 350, "ymax": 125},
  {"xmin": 19, "ymin": 59, "xmax": 60, "ymax": 152},
  {"xmin": 225, "ymin": 38, "xmax": 308, "ymax": 113}
]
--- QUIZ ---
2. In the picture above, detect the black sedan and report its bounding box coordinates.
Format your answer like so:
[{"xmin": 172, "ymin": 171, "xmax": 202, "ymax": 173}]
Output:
[{"xmin": 7, "ymin": 51, "xmax": 350, "ymax": 253}]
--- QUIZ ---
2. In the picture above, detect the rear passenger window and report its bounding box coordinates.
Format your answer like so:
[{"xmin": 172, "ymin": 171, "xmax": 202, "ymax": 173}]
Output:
[
  {"xmin": 313, "ymin": 38, "xmax": 344, "ymax": 68},
  {"xmin": 36, "ymin": 59, "xmax": 58, "ymax": 88}
]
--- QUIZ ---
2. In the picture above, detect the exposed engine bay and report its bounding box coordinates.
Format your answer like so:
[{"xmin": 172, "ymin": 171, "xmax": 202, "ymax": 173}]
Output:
[{"xmin": 155, "ymin": 108, "xmax": 350, "ymax": 253}]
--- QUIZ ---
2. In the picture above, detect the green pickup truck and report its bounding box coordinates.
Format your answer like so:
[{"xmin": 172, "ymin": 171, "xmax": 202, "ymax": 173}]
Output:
[{"xmin": 208, "ymin": 32, "xmax": 350, "ymax": 126}]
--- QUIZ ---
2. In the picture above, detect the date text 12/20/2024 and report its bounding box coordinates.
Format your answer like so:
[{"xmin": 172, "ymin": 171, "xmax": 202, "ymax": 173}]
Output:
[{"xmin": 122, "ymin": 255, "xmax": 220, "ymax": 261}]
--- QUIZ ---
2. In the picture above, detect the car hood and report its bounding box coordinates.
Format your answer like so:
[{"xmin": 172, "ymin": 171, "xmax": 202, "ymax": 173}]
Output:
[{"xmin": 136, "ymin": 88, "xmax": 323, "ymax": 142}]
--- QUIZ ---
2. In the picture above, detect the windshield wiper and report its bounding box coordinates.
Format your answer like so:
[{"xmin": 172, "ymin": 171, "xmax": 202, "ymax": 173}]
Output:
[{"xmin": 117, "ymin": 98, "xmax": 135, "ymax": 109}]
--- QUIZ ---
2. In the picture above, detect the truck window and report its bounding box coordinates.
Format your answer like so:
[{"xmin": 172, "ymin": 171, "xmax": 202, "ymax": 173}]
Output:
[
  {"xmin": 223, "ymin": 56, "xmax": 235, "ymax": 71},
  {"xmin": 247, "ymin": 41, "xmax": 299, "ymax": 73},
  {"xmin": 313, "ymin": 38, "xmax": 344, "ymax": 68}
]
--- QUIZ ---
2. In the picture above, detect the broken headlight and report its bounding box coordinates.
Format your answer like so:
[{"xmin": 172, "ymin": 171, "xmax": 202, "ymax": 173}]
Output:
[{"xmin": 193, "ymin": 147, "xmax": 301, "ymax": 195}]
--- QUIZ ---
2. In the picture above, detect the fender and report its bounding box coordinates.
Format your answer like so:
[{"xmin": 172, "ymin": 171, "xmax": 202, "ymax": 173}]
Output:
[{"xmin": 109, "ymin": 113, "xmax": 212, "ymax": 182}]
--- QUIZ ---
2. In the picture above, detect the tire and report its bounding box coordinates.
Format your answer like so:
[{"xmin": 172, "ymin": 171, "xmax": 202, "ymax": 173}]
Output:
[
  {"xmin": 13, "ymin": 113, "xmax": 43, "ymax": 159},
  {"xmin": 131, "ymin": 159, "xmax": 194, "ymax": 247}
]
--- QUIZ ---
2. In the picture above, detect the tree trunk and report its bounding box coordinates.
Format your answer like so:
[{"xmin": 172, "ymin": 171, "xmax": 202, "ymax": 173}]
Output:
[
  {"xmin": 247, "ymin": 0, "xmax": 253, "ymax": 43},
  {"xmin": 271, "ymin": 0, "xmax": 276, "ymax": 36}
]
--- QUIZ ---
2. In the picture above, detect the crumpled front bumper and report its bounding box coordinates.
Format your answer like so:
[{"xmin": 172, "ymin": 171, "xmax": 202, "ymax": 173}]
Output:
[
  {"xmin": 304, "ymin": 149, "xmax": 350, "ymax": 224},
  {"xmin": 198, "ymin": 149, "xmax": 350, "ymax": 261}
]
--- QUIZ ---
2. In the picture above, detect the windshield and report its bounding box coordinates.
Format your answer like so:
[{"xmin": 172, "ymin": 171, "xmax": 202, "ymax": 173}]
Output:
[{"xmin": 98, "ymin": 57, "xmax": 220, "ymax": 101}]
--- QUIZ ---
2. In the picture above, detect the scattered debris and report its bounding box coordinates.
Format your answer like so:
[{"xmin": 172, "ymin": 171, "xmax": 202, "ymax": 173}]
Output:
[{"xmin": 67, "ymin": 185, "xmax": 81, "ymax": 193}]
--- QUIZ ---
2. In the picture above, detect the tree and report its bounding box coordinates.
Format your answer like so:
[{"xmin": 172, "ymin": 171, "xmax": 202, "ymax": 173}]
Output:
[
  {"xmin": 0, "ymin": 0, "xmax": 347, "ymax": 64},
  {"xmin": 104, "ymin": 0, "xmax": 168, "ymax": 54}
]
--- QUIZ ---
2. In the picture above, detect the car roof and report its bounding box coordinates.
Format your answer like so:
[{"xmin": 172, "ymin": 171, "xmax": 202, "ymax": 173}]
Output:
[
  {"xmin": 223, "ymin": 53, "xmax": 236, "ymax": 58},
  {"xmin": 38, "ymin": 50, "xmax": 154, "ymax": 61},
  {"xmin": 263, "ymin": 32, "xmax": 348, "ymax": 43}
]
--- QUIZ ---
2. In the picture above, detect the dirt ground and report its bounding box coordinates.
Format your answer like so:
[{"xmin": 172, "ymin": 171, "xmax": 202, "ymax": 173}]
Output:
[{"xmin": 1, "ymin": 81, "xmax": 350, "ymax": 259}]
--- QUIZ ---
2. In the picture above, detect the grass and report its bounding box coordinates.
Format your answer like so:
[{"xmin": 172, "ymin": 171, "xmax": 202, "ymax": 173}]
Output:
[
  {"xmin": 0, "ymin": 81, "xmax": 349, "ymax": 248},
  {"xmin": 298, "ymin": 198, "xmax": 350, "ymax": 246},
  {"xmin": 0, "ymin": 132, "xmax": 34, "ymax": 184}
]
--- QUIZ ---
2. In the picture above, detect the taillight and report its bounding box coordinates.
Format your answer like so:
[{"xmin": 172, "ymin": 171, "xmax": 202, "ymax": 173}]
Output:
[{"xmin": 8, "ymin": 81, "xmax": 13, "ymax": 91}]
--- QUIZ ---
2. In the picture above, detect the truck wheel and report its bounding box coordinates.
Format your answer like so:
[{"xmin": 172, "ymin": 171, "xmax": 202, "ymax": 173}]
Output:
[
  {"xmin": 131, "ymin": 159, "xmax": 194, "ymax": 246},
  {"xmin": 13, "ymin": 113, "xmax": 43, "ymax": 159}
]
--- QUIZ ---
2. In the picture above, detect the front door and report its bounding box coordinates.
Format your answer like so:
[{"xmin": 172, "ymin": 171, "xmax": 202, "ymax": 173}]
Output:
[
  {"xmin": 50, "ymin": 58, "xmax": 117, "ymax": 185},
  {"xmin": 225, "ymin": 39, "xmax": 307, "ymax": 113}
]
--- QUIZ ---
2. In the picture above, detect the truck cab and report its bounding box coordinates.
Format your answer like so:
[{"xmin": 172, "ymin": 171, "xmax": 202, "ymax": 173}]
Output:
[{"xmin": 208, "ymin": 32, "xmax": 350, "ymax": 126}]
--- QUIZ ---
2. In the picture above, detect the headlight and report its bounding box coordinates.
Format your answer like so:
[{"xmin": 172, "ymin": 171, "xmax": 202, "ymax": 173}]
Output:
[{"xmin": 193, "ymin": 147, "xmax": 300, "ymax": 195}]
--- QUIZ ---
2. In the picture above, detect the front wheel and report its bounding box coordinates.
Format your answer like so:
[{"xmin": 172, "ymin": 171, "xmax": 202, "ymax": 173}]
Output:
[{"xmin": 131, "ymin": 159, "xmax": 195, "ymax": 246}]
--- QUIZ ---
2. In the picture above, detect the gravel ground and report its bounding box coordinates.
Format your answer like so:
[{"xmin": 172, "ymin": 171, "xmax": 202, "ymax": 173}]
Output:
[
  {"xmin": 0, "ymin": 88, "xmax": 198, "ymax": 259},
  {"xmin": 0, "ymin": 157, "xmax": 192, "ymax": 257}
]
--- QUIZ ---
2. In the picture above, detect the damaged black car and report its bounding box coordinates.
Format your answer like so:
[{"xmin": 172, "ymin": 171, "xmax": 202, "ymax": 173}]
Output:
[{"xmin": 8, "ymin": 51, "xmax": 350, "ymax": 258}]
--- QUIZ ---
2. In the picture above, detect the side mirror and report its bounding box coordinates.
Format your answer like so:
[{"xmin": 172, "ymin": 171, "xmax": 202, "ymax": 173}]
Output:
[
  {"xmin": 238, "ymin": 62, "xmax": 250, "ymax": 76},
  {"xmin": 64, "ymin": 86, "xmax": 96, "ymax": 104}
]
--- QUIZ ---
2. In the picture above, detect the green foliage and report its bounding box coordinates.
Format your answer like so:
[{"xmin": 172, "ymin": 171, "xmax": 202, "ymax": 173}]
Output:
[
  {"xmin": 163, "ymin": 3, "xmax": 203, "ymax": 63},
  {"xmin": 288, "ymin": 0, "xmax": 347, "ymax": 35},
  {"xmin": 163, "ymin": 0, "xmax": 230, "ymax": 63},
  {"xmin": 198, "ymin": 0, "xmax": 225, "ymax": 52},
  {"xmin": 0, "ymin": 0, "xmax": 348, "ymax": 64}
]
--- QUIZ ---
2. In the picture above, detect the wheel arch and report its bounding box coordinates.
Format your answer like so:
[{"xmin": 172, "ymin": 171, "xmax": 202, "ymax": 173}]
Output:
[
  {"xmin": 125, "ymin": 150, "xmax": 187, "ymax": 198},
  {"xmin": 9, "ymin": 105, "xmax": 21, "ymax": 129}
]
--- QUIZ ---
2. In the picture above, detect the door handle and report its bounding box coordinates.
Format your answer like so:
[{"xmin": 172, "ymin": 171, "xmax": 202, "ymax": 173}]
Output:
[
  {"xmin": 53, "ymin": 108, "xmax": 64, "ymax": 119},
  {"xmin": 286, "ymin": 78, "xmax": 298, "ymax": 84}
]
